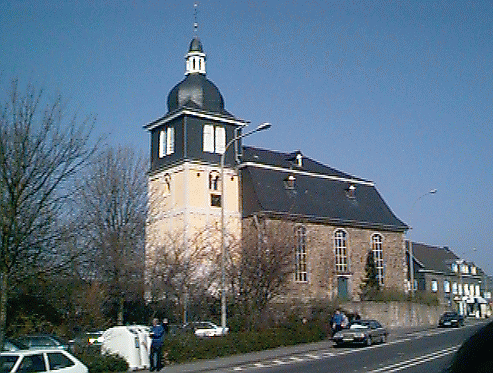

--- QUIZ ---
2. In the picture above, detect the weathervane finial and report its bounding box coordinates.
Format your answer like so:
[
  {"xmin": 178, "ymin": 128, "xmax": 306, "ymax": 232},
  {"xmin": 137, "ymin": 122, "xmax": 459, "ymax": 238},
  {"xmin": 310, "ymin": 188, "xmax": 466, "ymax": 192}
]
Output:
[{"xmin": 193, "ymin": 2, "xmax": 199, "ymax": 35}]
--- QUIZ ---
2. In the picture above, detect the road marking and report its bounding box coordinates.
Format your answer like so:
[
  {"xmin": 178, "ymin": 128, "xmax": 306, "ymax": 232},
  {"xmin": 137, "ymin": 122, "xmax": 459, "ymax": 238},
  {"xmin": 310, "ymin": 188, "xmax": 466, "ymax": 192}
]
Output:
[
  {"xmin": 227, "ymin": 325, "xmax": 479, "ymax": 372},
  {"xmin": 271, "ymin": 359, "xmax": 288, "ymax": 365},
  {"xmin": 288, "ymin": 356, "xmax": 304, "ymax": 362},
  {"xmin": 367, "ymin": 345, "xmax": 459, "ymax": 373}
]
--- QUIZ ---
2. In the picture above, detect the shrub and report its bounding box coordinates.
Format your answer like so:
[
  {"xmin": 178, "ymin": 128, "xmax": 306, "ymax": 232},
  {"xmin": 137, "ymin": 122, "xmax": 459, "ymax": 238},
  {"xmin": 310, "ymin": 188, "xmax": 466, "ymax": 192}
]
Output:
[
  {"xmin": 161, "ymin": 318, "xmax": 329, "ymax": 364},
  {"xmin": 76, "ymin": 352, "xmax": 128, "ymax": 373}
]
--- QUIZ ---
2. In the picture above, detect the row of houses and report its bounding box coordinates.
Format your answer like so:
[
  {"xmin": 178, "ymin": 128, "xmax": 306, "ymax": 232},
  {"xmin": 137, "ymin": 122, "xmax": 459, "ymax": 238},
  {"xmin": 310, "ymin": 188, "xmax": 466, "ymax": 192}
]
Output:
[{"xmin": 408, "ymin": 241, "xmax": 492, "ymax": 317}]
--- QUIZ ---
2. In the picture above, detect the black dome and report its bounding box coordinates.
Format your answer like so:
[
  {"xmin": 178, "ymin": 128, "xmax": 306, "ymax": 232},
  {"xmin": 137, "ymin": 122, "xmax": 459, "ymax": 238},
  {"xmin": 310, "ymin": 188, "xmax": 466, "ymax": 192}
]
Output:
[
  {"xmin": 189, "ymin": 37, "xmax": 203, "ymax": 52},
  {"xmin": 167, "ymin": 71, "xmax": 226, "ymax": 113}
]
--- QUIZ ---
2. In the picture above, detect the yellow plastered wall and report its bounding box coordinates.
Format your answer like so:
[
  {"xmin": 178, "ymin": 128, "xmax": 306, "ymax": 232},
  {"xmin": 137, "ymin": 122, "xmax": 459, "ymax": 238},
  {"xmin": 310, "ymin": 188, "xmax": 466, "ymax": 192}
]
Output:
[{"xmin": 145, "ymin": 161, "xmax": 241, "ymax": 280}]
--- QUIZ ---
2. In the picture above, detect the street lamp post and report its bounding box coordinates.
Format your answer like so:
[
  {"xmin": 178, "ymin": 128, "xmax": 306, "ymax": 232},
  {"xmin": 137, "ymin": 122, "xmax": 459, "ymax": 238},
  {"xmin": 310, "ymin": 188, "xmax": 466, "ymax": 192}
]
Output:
[
  {"xmin": 409, "ymin": 189, "xmax": 437, "ymax": 296},
  {"xmin": 220, "ymin": 122, "xmax": 271, "ymax": 330}
]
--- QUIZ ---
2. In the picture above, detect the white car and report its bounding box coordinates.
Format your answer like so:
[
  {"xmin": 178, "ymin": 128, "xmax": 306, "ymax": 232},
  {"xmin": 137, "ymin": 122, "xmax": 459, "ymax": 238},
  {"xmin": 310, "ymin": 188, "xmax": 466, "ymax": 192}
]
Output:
[
  {"xmin": 183, "ymin": 322, "xmax": 229, "ymax": 337},
  {"xmin": 0, "ymin": 349, "xmax": 88, "ymax": 373}
]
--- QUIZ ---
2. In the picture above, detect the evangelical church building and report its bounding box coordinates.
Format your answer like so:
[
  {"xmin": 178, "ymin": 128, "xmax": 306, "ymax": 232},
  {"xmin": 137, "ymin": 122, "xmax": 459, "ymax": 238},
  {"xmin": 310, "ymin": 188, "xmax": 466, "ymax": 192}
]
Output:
[{"xmin": 144, "ymin": 34, "xmax": 409, "ymax": 303}]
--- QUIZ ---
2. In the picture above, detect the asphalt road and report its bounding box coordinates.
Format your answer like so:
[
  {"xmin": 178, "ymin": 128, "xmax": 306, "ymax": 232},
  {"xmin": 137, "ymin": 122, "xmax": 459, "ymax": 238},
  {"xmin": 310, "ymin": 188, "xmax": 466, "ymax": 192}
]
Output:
[{"xmin": 158, "ymin": 320, "xmax": 487, "ymax": 373}]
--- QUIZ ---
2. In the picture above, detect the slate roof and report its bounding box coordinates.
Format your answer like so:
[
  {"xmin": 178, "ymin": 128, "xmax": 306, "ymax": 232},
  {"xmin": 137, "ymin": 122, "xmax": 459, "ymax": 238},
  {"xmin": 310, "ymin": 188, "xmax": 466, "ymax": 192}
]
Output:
[
  {"xmin": 167, "ymin": 73, "xmax": 233, "ymax": 116},
  {"xmin": 240, "ymin": 146, "xmax": 408, "ymax": 232},
  {"xmin": 407, "ymin": 242, "xmax": 459, "ymax": 274}
]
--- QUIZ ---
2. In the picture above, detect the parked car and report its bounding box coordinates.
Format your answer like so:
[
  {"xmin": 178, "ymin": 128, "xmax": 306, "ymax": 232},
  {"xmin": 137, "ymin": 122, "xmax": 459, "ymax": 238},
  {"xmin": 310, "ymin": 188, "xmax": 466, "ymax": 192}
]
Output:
[
  {"xmin": 332, "ymin": 319, "xmax": 388, "ymax": 346},
  {"xmin": 0, "ymin": 349, "xmax": 88, "ymax": 373},
  {"xmin": 438, "ymin": 311, "xmax": 464, "ymax": 327},
  {"xmin": 70, "ymin": 331, "xmax": 104, "ymax": 354},
  {"xmin": 182, "ymin": 322, "xmax": 229, "ymax": 337},
  {"xmin": 15, "ymin": 335, "xmax": 72, "ymax": 351},
  {"xmin": 2, "ymin": 340, "xmax": 28, "ymax": 352}
]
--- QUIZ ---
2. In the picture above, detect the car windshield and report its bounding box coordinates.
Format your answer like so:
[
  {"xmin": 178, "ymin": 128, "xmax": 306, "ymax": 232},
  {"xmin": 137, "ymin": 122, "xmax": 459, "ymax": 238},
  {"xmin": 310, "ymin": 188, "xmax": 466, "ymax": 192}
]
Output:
[{"xmin": 349, "ymin": 321, "xmax": 370, "ymax": 329}]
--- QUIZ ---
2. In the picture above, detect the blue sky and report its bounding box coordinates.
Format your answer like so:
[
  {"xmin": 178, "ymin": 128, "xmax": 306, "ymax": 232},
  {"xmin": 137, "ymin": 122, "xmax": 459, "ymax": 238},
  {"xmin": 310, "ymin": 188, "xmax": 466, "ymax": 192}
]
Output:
[{"xmin": 2, "ymin": 0, "xmax": 492, "ymax": 274}]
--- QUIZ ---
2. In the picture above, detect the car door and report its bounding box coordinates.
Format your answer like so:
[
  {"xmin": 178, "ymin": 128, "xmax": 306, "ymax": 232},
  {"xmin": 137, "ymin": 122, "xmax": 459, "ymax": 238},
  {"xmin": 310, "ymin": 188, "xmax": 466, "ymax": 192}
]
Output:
[
  {"xmin": 15, "ymin": 353, "xmax": 47, "ymax": 373},
  {"xmin": 369, "ymin": 321, "xmax": 380, "ymax": 341},
  {"xmin": 46, "ymin": 352, "xmax": 79, "ymax": 373}
]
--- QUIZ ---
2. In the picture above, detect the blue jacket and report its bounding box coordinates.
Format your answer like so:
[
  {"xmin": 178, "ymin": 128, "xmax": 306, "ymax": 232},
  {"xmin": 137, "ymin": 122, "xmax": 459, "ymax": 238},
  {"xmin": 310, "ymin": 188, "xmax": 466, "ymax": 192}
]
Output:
[{"xmin": 150, "ymin": 324, "xmax": 164, "ymax": 347}]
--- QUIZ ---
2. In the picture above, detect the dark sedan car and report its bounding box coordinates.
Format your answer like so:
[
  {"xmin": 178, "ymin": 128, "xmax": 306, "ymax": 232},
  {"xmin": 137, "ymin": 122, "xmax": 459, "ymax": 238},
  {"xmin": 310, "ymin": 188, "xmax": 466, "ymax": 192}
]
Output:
[
  {"xmin": 438, "ymin": 311, "xmax": 464, "ymax": 327},
  {"xmin": 2, "ymin": 339, "xmax": 28, "ymax": 352},
  {"xmin": 15, "ymin": 334, "xmax": 71, "ymax": 351},
  {"xmin": 333, "ymin": 319, "xmax": 388, "ymax": 346}
]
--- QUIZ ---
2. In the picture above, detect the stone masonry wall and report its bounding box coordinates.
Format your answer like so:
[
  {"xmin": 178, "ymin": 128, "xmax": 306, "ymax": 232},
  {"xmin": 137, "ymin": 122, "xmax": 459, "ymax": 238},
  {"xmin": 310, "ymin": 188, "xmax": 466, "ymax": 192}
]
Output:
[
  {"xmin": 283, "ymin": 222, "xmax": 407, "ymax": 302},
  {"xmin": 342, "ymin": 301, "xmax": 445, "ymax": 328}
]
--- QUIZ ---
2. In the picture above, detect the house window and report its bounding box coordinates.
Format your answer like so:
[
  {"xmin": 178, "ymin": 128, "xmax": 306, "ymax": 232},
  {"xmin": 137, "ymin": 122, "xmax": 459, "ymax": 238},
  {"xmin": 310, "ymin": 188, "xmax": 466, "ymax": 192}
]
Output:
[
  {"xmin": 334, "ymin": 229, "xmax": 348, "ymax": 273},
  {"xmin": 203, "ymin": 124, "xmax": 226, "ymax": 154},
  {"xmin": 372, "ymin": 234, "xmax": 384, "ymax": 285},
  {"xmin": 431, "ymin": 280, "xmax": 438, "ymax": 292},
  {"xmin": 295, "ymin": 225, "xmax": 307, "ymax": 282},
  {"xmin": 452, "ymin": 282, "xmax": 458, "ymax": 294},
  {"xmin": 159, "ymin": 127, "xmax": 175, "ymax": 158},
  {"xmin": 444, "ymin": 280, "xmax": 450, "ymax": 293}
]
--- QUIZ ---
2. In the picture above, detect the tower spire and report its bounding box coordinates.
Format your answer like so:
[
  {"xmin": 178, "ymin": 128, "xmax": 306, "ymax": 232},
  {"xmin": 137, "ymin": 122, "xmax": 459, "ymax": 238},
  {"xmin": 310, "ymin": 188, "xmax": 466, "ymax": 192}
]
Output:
[
  {"xmin": 185, "ymin": 2, "xmax": 206, "ymax": 75},
  {"xmin": 193, "ymin": 2, "xmax": 199, "ymax": 35}
]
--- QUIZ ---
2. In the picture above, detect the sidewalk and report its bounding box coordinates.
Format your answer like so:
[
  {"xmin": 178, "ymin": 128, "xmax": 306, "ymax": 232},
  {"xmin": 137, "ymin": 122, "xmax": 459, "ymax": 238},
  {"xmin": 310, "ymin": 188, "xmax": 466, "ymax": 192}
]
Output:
[{"xmin": 144, "ymin": 324, "xmax": 436, "ymax": 373}]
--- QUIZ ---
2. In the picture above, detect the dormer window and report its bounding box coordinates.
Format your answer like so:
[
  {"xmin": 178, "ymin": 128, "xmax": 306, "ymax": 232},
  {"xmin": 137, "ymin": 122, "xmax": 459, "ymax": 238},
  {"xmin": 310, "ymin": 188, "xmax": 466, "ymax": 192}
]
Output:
[
  {"xmin": 296, "ymin": 153, "xmax": 303, "ymax": 167},
  {"xmin": 284, "ymin": 175, "xmax": 296, "ymax": 189},
  {"xmin": 346, "ymin": 185, "xmax": 356, "ymax": 199}
]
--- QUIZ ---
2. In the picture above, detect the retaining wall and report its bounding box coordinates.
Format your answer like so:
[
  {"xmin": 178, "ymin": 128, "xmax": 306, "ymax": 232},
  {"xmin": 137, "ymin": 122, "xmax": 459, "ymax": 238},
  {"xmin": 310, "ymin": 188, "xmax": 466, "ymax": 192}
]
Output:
[{"xmin": 341, "ymin": 301, "xmax": 445, "ymax": 328}]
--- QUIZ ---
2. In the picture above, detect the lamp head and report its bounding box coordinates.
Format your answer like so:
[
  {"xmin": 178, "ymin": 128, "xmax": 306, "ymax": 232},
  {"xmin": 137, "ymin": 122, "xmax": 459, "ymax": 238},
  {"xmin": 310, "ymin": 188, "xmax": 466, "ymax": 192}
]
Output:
[{"xmin": 256, "ymin": 122, "xmax": 272, "ymax": 131}]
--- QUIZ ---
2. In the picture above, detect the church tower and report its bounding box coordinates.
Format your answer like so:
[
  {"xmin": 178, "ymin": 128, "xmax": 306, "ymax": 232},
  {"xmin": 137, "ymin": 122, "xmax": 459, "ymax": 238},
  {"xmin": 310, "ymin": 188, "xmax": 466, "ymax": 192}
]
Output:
[{"xmin": 144, "ymin": 31, "xmax": 248, "ymax": 292}]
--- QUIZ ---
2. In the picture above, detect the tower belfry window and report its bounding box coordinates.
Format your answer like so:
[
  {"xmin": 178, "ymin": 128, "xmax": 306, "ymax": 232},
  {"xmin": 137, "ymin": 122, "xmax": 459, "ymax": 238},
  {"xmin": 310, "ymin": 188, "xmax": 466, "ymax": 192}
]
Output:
[
  {"xmin": 203, "ymin": 124, "xmax": 225, "ymax": 154},
  {"xmin": 159, "ymin": 126, "xmax": 175, "ymax": 158}
]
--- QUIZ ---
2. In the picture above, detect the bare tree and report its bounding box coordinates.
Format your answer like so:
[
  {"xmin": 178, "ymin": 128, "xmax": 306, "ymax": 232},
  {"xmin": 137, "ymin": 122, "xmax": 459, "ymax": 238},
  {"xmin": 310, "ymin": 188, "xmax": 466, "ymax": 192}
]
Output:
[
  {"xmin": 232, "ymin": 218, "xmax": 295, "ymax": 328},
  {"xmin": 146, "ymin": 228, "xmax": 220, "ymax": 324},
  {"xmin": 73, "ymin": 146, "xmax": 147, "ymax": 325},
  {"xmin": 0, "ymin": 80, "xmax": 96, "ymax": 346}
]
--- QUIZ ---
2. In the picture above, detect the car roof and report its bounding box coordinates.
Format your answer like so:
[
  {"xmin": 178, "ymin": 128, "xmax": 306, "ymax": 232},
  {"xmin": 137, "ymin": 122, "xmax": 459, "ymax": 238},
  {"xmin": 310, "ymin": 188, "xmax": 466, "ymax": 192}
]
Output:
[{"xmin": 1, "ymin": 348, "xmax": 72, "ymax": 356}]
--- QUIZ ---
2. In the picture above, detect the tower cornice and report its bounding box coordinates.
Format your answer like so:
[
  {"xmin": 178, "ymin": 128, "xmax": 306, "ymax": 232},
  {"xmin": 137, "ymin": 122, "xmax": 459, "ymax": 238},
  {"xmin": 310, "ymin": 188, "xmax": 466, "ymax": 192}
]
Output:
[{"xmin": 144, "ymin": 107, "xmax": 248, "ymax": 131}]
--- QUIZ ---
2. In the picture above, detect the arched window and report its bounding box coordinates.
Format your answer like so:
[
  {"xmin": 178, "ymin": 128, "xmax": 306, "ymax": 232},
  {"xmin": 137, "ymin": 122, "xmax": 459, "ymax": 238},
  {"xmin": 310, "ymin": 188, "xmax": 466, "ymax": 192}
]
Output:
[
  {"xmin": 294, "ymin": 225, "xmax": 307, "ymax": 282},
  {"xmin": 209, "ymin": 171, "xmax": 221, "ymax": 191},
  {"xmin": 163, "ymin": 174, "xmax": 171, "ymax": 195},
  {"xmin": 334, "ymin": 230, "xmax": 348, "ymax": 273},
  {"xmin": 209, "ymin": 171, "xmax": 221, "ymax": 207},
  {"xmin": 372, "ymin": 234, "xmax": 384, "ymax": 285}
]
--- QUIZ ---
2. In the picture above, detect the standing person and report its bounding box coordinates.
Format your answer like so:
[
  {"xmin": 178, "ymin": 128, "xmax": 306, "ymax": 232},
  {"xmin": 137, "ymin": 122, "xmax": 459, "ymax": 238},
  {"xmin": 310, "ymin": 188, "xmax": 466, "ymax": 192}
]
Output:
[
  {"xmin": 150, "ymin": 318, "xmax": 164, "ymax": 371},
  {"xmin": 162, "ymin": 318, "xmax": 169, "ymax": 335},
  {"xmin": 331, "ymin": 310, "xmax": 344, "ymax": 337}
]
